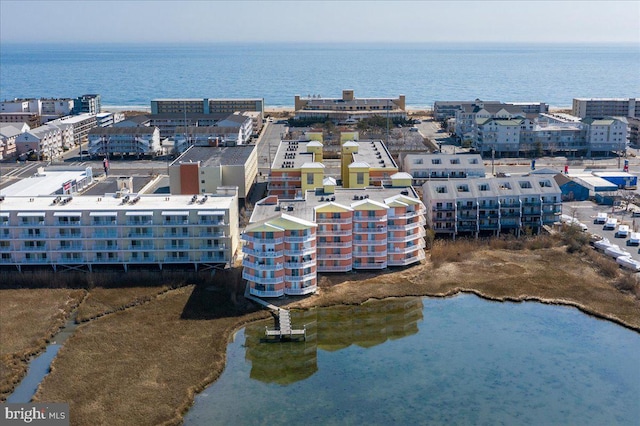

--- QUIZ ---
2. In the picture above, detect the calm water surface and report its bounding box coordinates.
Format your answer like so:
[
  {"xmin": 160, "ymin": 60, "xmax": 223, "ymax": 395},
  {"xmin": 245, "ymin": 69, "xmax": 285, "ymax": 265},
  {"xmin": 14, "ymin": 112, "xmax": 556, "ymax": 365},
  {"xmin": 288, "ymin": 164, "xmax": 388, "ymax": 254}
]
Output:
[
  {"xmin": 2, "ymin": 43, "xmax": 638, "ymax": 108},
  {"xmin": 184, "ymin": 294, "xmax": 640, "ymax": 426}
]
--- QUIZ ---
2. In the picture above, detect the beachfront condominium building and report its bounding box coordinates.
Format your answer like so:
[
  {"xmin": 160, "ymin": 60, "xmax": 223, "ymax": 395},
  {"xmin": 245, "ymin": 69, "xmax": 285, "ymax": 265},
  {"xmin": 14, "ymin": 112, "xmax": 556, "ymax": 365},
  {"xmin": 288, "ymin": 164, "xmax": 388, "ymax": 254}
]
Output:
[
  {"xmin": 422, "ymin": 176, "xmax": 562, "ymax": 238},
  {"xmin": 151, "ymin": 98, "xmax": 264, "ymax": 116},
  {"xmin": 88, "ymin": 127, "xmax": 162, "ymax": 158},
  {"xmin": 433, "ymin": 99, "xmax": 547, "ymax": 123},
  {"xmin": 0, "ymin": 188, "xmax": 240, "ymax": 272},
  {"xmin": 453, "ymin": 101, "xmax": 530, "ymax": 142},
  {"xmin": 474, "ymin": 114, "xmax": 628, "ymax": 158},
  {"xmin": 268, "ymin": 138, "xmax": 398, "ymax": 199},
  {"xmin": 243, "ymin": 179, "xmax": 426, "ymax": 297},
  {"xmin": 168, "ymin": 145, "xmax": 258, "ymax": 200},
  {"xmin": 572, "ymin": 98, "xmax": 638, "ymax": 119},
  {"xmin": 401, "ymin": 153, "xmax": 486, "ymax": 185},
  {"xmin": 73, "ymin": 94, "xmax": 101, "ymax": 115},
  {"xmin": 294, "ymin": 90, "xmax": 407, "ymax": 123},
  {"xmin": 0, "ymin": 97, "xmax": 75, "ymax": 121}
]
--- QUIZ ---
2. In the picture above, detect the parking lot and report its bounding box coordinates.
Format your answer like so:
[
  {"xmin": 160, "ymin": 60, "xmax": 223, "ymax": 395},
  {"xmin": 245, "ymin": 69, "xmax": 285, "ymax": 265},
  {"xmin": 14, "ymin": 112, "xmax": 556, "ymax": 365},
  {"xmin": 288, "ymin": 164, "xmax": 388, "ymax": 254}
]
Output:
[{"xmin": 564, "ymin": 200, "xmax": 640, "ymax": 261}]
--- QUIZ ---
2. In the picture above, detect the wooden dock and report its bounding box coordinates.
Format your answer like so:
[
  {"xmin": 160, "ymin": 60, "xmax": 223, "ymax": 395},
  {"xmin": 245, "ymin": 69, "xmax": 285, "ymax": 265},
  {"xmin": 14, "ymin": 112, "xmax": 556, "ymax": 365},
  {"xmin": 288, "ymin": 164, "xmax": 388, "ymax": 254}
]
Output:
[
  {"xmin": 265, "ymin": 308, "xmax": 306, "ymax": 341},
  {"xmin": 244, "ymin": 283, "xmax": 306, "ymax": 341}
]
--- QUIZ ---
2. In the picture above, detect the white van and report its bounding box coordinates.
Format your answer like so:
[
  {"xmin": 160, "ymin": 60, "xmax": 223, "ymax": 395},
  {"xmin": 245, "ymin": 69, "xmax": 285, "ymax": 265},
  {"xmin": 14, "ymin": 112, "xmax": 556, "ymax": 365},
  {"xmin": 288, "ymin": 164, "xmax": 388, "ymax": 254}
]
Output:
[
  {"xmin": 603, "ymin": 218, "xmax": 618, "ymax": 230},
  {"xmin": 594, "ymin": 212, "xmax": 608, "ymax": 224},
  {"xmin": 615, "ymin": 225, "xmax": 630, "ymax": 238},
  {"xmin": 626, "ymin": 232, "xmax": 640, "ymax": 246}
]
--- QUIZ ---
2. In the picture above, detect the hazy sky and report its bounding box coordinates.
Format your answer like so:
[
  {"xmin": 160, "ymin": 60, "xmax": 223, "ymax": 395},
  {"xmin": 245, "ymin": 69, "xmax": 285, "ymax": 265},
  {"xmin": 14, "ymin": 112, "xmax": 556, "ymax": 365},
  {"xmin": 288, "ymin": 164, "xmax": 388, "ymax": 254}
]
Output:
[{"xmin": 1, "ymin": 0, "xmax": 638, "ymax": 44}]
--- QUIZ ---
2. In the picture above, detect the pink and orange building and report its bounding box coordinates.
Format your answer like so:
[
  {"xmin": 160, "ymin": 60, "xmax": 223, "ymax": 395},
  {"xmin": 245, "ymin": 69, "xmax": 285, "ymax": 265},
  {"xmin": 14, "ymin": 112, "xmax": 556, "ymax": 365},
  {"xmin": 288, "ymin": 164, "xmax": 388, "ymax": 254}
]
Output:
[{"xmin": 243, "ymin": 175, "xmax": 425, "ymax": 297}]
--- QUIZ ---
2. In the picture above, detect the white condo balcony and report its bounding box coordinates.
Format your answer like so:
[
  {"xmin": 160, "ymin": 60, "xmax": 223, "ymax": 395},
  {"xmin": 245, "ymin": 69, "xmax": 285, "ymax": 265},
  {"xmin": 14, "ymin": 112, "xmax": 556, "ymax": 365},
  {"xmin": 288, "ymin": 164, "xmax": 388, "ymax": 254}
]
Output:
[
  {"xmin": 242, "ymin": 247, "xmax": 284, "ymax": 257},
  {"xmin": 242, "ymin": 235, "xmax": 284, "ymax": 245},
  {"xmin": 285, "ymin": 285, "xmax": 317, "ymax": 296},
  {"xmin": 242, "ymin": 270, "xmax": 284, "ymax": 285},
  {"xmin": 242, "ymin": 259, "xmax": 284, "ymax": 271}
]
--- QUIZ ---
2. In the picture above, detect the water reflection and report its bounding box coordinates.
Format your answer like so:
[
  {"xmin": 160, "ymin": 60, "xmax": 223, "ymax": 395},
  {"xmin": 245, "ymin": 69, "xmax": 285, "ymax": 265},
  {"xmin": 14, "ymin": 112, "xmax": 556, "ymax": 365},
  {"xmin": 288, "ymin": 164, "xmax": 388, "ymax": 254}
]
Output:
[{"xmin": 243, "ymin": 298, "xmax": 423, "ymax": 385}]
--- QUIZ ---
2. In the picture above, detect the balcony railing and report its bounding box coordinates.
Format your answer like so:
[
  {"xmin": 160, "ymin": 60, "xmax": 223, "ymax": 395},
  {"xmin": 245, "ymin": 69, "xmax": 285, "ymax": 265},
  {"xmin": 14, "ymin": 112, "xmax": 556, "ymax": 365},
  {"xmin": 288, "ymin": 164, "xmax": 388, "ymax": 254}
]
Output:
[
  {"xmin": 242, "ymin": 247, "xmax": 284, "ymax": 257},
  {"xmin": 250, "ymin": 288, "xmax": 284, "ymax": 298},
  {"xmin": 317, "ymin": 229, "xmax": 352, "ymax": 236},
  {"xmin": 242, "ymin": 235, "xmax": 284, "ymax": 244},
  {"xmin": 315, "ymin": 217, "xmax": 352, "ymax": 224},
  {"xmin": 353, "ymin": 249, "xmax": 388, "ymax": 257},
  {"xmin": 284, "ymin": 260, "xmax": 316, "ymax": 269},
  {"xmin": 317, "ymin": 264, "xmax": 352, "ymax": 272},
  {"xmin": 284, "ymin": 247, "xmax": 315, "ymax": 256},
  {"xmin": 353, "ymin": 227, "xmax": 387, "ymax": 234},
  {"xmin": 353, "ymin": 239, "xmax": 386, "ymax": 246},
  {"xmin": 317, "ymin": 240, "xmax": 351, "ymax": 248},
  {"xmin": 353, "ymin": 261, "xmax": 387, "ymax": 269},
  {"xmin": 285, "ymin": 273, "xmax": 316, "ymax": 282},
  {"xmin": 316, "ymin": 252, "xmax": 352, "ymax": 260},
  {"xmin": 388, "ymin": 251, "xmax": 426, "ymax": 266},
  {"xmin": 353, "ymin": 215, "xmax": 387, "ymax": 223},
  {"xmin": 285, "ymin": 286, "xmax": 317, "ymax": 296},
  {"xmin": 242, "ymin": 271, "xmax": 284, "ymax": 284},
  {"xmin": 285, "ymin": 235, "xmax": 316, "ymax": 243},
  {"xmin": 242, "ymin": 259, "xmax": 284, "ymax": 271}
]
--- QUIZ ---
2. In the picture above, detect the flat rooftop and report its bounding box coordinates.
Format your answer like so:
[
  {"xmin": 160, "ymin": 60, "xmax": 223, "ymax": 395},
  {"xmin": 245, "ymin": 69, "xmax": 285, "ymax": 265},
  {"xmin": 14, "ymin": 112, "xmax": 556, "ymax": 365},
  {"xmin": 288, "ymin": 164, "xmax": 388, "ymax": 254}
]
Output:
[
  {"xmin": 251, "ymin": 186, "xmax": 419, "ymax": 223},
  {"xmin": 0, "ymin": 192, "xmax": 236, "ymax": 213},
  {"xmin": 350, "ymin": 140, "xmax": 398, "ymax": 170},
  {"xmin": 0, "ymin": 169, "xmax": 92, "ymax": 197},
  {"xmin": 171, "ymin": 145, "xmax": 255, "ymax": 167},
  {"xmin": 271, "ymin": 140, "xmax": 319, "ymax": 170}
]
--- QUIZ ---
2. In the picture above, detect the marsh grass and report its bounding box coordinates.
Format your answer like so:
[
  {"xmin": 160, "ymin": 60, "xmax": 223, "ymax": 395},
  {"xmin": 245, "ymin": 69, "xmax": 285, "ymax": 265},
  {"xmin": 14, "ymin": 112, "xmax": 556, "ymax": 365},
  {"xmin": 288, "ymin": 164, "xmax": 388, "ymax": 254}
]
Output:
[
  {"xmin": 5, "ymin": 232, "xmax": 640, "ymax": 424},
  {"xmin": 0, "ymin": 289, "xmax": 85, "ymax": 401}
]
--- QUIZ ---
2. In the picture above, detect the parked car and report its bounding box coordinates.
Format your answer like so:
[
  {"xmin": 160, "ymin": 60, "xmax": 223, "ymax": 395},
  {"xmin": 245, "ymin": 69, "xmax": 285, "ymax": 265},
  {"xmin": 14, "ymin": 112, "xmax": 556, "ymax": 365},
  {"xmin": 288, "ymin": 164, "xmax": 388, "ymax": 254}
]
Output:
[{"xmin": 603, "ymin": 218, "xmax": 618, "ymax": 230}]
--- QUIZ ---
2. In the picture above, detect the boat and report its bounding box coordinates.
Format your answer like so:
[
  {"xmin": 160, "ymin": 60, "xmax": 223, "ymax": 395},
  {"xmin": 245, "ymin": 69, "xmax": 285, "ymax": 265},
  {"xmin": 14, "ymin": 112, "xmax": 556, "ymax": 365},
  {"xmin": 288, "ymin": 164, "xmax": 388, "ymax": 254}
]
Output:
[
  {"xmin": 616, "ymin": 256, "xmax": 640, "ymax": 272},
  {"xmin": 604, "ymin": 245, "xmax": 631, "ymax": 259},
  {"xmin": 593, "ymin": 238, "xmax": 612, "ymax": 251}
]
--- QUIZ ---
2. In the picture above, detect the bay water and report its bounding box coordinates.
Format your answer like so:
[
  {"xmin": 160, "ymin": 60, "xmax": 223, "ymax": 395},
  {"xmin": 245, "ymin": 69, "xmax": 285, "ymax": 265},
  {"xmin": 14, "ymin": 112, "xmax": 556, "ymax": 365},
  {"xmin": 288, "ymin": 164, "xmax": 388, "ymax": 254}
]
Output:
[{"xmin": 184, "ymin": 294, "xmax": 640, "ymax": 425}]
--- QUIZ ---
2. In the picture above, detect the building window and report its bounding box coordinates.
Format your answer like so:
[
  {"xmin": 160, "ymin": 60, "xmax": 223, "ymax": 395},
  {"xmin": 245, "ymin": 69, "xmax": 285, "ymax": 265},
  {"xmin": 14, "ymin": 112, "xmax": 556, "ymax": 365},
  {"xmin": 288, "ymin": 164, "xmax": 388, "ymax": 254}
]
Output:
[
  {"xmin": 307, "ymin": 174, "xmax": 314, "ymax": 185},
  {"xmin": 357, "ymin": 173, "xmax": 364, "ymax": 185}
]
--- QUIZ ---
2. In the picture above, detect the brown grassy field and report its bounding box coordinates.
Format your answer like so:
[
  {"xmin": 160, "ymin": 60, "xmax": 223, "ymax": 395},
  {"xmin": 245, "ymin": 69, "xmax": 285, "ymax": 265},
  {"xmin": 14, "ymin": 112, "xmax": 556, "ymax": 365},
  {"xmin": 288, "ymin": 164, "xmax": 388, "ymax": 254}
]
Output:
[
  {"xmin": 0, "ymin": 289, "xmax": 85, "ymax": 401},
  {"xmin": 24, "ymin": 239, "xmax": 639, "ymax": 425},
  {"xmin": 75, "ymin": 285, "xmax": 172, "ymax": 323}
]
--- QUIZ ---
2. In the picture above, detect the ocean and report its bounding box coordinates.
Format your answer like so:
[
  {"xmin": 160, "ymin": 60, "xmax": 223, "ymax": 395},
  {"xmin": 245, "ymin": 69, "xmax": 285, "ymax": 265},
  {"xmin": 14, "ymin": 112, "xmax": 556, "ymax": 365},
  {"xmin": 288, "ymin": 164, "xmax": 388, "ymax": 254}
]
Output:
[{"xmin": 1, "ymin": 42, "xmax": 638, "ymax": 110}]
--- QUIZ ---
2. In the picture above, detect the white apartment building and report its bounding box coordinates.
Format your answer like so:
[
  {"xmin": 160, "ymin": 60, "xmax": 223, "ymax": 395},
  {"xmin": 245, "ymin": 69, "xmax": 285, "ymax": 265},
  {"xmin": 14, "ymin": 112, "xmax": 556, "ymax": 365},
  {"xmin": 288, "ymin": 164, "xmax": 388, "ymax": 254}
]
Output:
[
  {"xmin": 454, "ymin": 102, "xmax": 527, "ymax": 141},
  {"xmin": 475, "ymin": 115, "xmax": 628, "ymax": 158},
  {"xmin": 572, "ymin": 98, "xmax": 638, "ymax": 119},
  {"xmin": 423, "ymin": 176, "xmax": 562, "ymax": 238},
  {"xmin": 583, "ymin": 117, "xmax": 629, "ymax": 156},
  {"xmin": 0, "ymin": 188, "xmax": 240, "ymax": 272},
  {"xmin": 88, "ymin": 127, "xmax": 162, "ymax": 157},
  {"xmin": 0, "ymin": 123, "xmax": 28, "ymax": 160},
  {"xmin": 15, "ymin": 124, "xmax": 66, "ymax": 160},
  {"xmin": 49, "ymin": 113, "xmax": 98, "ymax": 146},
  {"xmin": 401, "ymin": 153, "xmax": 486, "ymax": 185},
  {"xmin": 0, "ymin": 98, "xmax": 75, "ymax": 119}
]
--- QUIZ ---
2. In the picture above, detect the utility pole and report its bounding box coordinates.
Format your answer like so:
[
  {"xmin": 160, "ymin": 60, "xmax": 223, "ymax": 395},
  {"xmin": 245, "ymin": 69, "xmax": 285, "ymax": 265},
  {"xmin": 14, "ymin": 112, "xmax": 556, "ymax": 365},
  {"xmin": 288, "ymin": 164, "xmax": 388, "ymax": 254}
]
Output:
[
  {"xmin": 491, "ymin": 147, "xmax": 495, "ymax": 176},
  {"xmin": 386, "ymin": 99, "xmax": 390, "ymax": 144}
]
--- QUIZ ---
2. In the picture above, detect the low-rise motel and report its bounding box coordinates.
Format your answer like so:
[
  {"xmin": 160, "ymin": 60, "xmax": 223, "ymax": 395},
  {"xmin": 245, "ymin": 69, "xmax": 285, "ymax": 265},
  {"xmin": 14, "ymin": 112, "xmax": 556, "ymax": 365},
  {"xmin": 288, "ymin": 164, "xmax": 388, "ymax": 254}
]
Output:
[{"xmin": 244, "ymin": 137, "xmax": 426, "ymax": 297}]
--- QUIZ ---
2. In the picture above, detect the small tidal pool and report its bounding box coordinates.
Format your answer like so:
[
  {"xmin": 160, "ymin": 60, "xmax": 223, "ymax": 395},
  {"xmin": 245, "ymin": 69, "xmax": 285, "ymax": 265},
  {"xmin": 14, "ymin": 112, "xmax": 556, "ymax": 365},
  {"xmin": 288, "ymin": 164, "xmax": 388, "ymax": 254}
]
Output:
[{"xmin": 184, "ymin": 294, "xmax": 640, "ymax": 425}]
